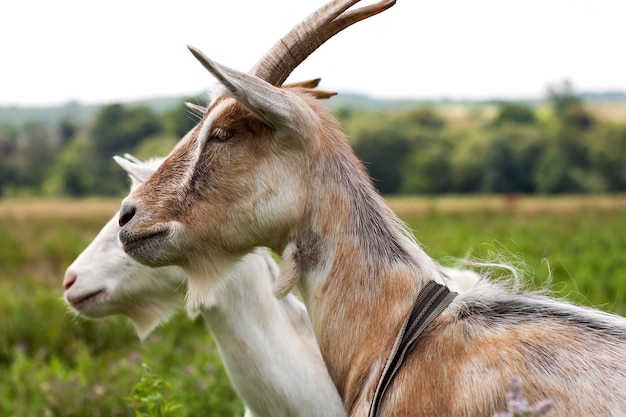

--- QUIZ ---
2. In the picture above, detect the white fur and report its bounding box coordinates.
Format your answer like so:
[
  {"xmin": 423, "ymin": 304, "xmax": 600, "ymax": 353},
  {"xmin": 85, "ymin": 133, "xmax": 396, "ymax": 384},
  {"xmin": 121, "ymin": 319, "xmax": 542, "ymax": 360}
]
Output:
[{"xmin": 63, "ymin": 156, "xmax": 346, "ymax": 417}]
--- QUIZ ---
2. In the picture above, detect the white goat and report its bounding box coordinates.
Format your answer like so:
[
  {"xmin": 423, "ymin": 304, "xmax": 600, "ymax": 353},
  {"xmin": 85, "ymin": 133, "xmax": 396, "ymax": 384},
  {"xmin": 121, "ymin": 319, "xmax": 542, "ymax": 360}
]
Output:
[
  {"xmin": 64, "ymin": 155, "xmax": 346, "ymax": 417},
  {"xmin": 116, "ymin": 1, "xmax": 626, "ymax": 416},
  {"xmin": 65, "ymin": 154, "xmax": 478, "ymax": 417}
]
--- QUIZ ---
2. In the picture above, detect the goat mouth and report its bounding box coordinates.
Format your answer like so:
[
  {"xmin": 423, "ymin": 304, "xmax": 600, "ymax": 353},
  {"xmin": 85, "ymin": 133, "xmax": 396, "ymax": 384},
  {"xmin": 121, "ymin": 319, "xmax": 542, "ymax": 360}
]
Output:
[
  {"xmin": 67, "ymin": 288, "xmax": 106, "ymax": 311},
  {"xmin": 120, "ymin": 229, "xmax": 168, "ymax": 253}
]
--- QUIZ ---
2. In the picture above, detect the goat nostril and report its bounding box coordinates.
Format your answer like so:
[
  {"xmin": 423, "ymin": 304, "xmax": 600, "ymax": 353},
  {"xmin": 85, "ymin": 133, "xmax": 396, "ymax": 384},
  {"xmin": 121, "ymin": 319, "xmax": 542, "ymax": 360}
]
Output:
[
  {"xmin": 119, "ymin": 202, "xmax": 137, "ymax": 227},
  {"xmin": 63, "ymin": 272, "xmax": 77, "ymax": 290}
]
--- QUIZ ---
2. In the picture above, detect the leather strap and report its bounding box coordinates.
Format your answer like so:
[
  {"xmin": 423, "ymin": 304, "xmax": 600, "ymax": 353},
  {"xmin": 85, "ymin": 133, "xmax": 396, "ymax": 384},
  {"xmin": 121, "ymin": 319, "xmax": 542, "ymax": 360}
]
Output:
[{"xmin": 368, "ymin": 280, "xmax": 457, "ymax": 417}]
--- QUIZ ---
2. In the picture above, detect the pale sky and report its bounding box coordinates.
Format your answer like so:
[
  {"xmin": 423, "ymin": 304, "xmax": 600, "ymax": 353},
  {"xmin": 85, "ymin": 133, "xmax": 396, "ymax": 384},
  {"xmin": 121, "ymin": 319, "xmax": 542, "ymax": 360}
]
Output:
[{"xmin": 1, "ymin": 0, "xmax": 625, "ymax": 107}]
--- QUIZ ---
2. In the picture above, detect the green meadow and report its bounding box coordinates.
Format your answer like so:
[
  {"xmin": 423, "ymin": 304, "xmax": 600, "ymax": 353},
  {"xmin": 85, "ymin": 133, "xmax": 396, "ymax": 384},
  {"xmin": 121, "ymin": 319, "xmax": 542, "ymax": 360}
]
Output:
[{"xmin": 1, "ymin": 196, "xmax": 625, "ymax": 416}]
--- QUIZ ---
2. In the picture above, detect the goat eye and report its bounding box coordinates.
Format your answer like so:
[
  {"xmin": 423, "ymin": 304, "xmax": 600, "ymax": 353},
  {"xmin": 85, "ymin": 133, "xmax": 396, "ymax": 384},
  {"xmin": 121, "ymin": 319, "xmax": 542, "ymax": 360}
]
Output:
[{"xmin": 210, "ymin": 127, "xmax": 234, "ymax": 142}]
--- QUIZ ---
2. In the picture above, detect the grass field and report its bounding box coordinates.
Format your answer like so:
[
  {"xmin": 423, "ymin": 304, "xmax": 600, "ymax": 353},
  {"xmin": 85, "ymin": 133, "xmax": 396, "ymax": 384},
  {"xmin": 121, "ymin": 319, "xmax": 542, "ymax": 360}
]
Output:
[{"xmin": 1, "ymin": 195, "xmax": 625, "ymax": 416}]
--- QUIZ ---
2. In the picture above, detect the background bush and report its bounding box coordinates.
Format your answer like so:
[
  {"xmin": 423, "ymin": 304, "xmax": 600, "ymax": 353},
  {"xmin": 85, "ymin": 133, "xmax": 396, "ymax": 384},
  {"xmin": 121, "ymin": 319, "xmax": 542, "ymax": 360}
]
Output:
[{"xmin": 2, "ymin": 84, "xmax": 626, "ymax": 197}]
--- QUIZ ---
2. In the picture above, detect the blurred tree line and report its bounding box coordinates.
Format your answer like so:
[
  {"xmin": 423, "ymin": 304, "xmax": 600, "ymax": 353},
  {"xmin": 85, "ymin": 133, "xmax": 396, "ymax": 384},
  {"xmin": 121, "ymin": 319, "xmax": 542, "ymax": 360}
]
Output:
[
  {"xmin": 344, "ymin": 81, "xmax": 626, "ymax": 195},
  {"xmin": 0, "ymin": 98, "xmax": 201, "ymax": 197},
  {"xmin": 1, "ymin": 81, "xmax": 625, "ymax": 197}
]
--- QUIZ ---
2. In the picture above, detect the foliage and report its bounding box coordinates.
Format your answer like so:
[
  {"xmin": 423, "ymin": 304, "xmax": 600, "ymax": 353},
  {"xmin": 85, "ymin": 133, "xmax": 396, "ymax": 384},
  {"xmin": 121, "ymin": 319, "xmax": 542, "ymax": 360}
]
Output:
[
  {"xmin": 0, "ymin": 210, "xmax": 243, "ymax": 417},
  {"xmin": 1, "ymin": 82, "xmax": 626, "ymax": 197},
  {"xmin": 405, "ymin": 107, "xmax": 447, "ymax": 130},
  {"xmin": 490, "ymin": 102, "xmax": 537, "ymax": 127},
  {"xmin": 398, "ymin": 200, "xmax": 626, "ymax": 314},
  {"xmin": 481, "ymin": 125, "xmax": 545, "ymax": 193},
  {"xmin": 126, "ymin": 364, "xmax": 185, "ymax": 417},
  {"xmin": 90, "ymin": 104, "xmax": 162, "ymax": 157},
  {"xmin": 0, "ymin": 121, "xmax": 57, "ymax": 195},
  {"xmin": 353, "ymin": 127, "xmax": 414, "ymax": 194},
  {"xmin": 163, "ymin": 96, "xmax": 207, "ymax": 138},
  {"xmin": 547, "ymin": 80, "xmax": 584, "ymax": 120},
  {"xmin": 88, "ymin": 104, "xmax": 164, "ymax": 195},
  {"xmin": 132, "ymin": 135, "xmax": 179, "ymax": 162},
  {"xmin": 42, "ymin": 136, "xmax": 98, "ymax": 196},
  {"xmin": 532, "ymin": 147, "xmax": 570, "ymax": 193},
  {"xmin": 0, "ymin": 100, "xmax": 196, "ymax": 197},
  {"xmin": 400, "ymin": 128, "xmax": 453, "ymax": 194},
  {"xmin": 344, "ymin": 84, "xmax": 625, "ymax": 195},
  {"xmin": 0, "ymin": 197, "xmax": 624, "ymax": 415}
]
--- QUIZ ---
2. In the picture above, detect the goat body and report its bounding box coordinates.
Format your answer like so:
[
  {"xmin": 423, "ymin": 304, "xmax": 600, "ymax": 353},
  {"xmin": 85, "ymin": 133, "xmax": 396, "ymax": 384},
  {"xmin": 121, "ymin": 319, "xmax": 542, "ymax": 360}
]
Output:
[
  {"xmin": 119, "ymin": 63, "xmax": 626, "ymax": 417},
  {"xmin": 116, "ymin": 1, "xmax": 626, "ymax": 415}
]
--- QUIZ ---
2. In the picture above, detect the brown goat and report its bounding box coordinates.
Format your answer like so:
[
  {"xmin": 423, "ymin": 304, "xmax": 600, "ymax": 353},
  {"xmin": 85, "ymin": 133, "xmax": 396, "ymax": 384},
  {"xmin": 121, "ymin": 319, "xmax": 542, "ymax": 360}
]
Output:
[{"xmin": 118, "ymin": 1, "xmax": 626, "ymax": 415}]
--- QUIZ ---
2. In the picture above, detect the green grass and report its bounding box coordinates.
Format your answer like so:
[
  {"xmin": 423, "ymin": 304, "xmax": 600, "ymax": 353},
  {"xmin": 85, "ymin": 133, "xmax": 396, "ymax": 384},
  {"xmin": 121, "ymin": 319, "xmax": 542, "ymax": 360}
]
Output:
[
  {"xmin": 403, "ymin": 206, "xmax": 626, "ymax": 315},
  {"xmin": 0, "ymin": 196, "xmax": 624, "ymax": 416},
  {"xmin": 0, "ymin": 206, "xmax": 242, "ymax": 417}
]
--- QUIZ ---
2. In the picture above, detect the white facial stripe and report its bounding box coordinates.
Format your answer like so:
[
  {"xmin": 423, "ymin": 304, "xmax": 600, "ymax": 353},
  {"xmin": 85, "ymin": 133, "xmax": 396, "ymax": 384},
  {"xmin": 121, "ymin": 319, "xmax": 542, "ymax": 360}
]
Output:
[
  {"xmin": 197, "ymin": 96, "xmax": 233, "ymax": 156},
  {"xmin": 179, "ymin": 95, "xmax": 233, "ymax": 189}
]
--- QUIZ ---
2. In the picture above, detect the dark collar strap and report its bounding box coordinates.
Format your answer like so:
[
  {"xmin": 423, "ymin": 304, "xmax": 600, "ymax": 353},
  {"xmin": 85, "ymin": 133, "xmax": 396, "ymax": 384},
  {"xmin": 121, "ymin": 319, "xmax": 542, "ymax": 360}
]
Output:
[{"xmin": 368, "ymin": 280, "xmax": 457, "ymax": 417}]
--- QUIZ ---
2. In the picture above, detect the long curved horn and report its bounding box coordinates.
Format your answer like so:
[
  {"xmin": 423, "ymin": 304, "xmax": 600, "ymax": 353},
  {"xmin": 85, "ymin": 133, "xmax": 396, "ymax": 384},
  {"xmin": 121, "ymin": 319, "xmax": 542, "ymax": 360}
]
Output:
[{"xmin": 250, "ymin": 0, "xmax": 396, "ymax": 86}]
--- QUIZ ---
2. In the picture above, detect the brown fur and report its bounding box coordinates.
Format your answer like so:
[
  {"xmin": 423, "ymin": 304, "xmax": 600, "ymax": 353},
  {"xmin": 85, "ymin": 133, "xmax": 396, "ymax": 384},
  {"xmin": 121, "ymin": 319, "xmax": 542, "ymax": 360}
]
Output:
[{"xmin": 119, "ymin": 54, "xmax": 626, "ymax": 417}]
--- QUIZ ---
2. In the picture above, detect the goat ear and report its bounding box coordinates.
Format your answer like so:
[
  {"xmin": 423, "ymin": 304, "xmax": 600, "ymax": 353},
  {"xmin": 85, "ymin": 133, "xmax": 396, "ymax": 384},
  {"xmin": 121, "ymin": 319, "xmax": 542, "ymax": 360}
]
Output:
[
  {"xmin": 113, "ymin": 155, "xmax": 156, "ymax": 183},
  {"xmin": 306, "ymin": 89, "xmax": 337, "ymax": 100},
  {"xmin": 188, "ymin": 45, "xmax": 310, "ymax": 132},
  {"xmin": 282, "ymin": 78, "xmax": 337, "ymax": 100},
  {"xmin": 283, "ymin": 78, "xmax": 322, "ymax": 89}
]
